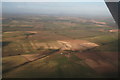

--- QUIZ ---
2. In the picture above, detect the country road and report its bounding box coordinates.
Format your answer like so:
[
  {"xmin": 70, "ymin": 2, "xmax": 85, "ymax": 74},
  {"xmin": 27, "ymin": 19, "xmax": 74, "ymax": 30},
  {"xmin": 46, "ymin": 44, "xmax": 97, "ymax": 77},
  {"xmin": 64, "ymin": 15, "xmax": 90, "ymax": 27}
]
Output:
[{"xmin": 3, "ymin": 49, "xmax": 60, "ymax": 74}]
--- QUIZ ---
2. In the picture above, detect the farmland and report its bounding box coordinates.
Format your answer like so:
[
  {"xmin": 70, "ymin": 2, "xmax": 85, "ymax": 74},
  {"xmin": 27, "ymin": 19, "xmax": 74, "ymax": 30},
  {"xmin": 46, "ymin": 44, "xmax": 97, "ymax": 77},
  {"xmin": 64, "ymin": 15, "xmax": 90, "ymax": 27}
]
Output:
[{"xmin": 2, "ymin": 15, "xmax": 119, "ymax": 78}]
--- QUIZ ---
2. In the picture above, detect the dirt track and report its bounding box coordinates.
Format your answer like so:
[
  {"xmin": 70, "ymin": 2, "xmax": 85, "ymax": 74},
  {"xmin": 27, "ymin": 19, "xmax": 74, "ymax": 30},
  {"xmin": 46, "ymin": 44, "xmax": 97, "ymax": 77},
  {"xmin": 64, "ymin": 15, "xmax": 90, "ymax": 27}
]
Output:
[{"xmin": 3, "ymin": 49, "xmax": 60, "ymax": 74}]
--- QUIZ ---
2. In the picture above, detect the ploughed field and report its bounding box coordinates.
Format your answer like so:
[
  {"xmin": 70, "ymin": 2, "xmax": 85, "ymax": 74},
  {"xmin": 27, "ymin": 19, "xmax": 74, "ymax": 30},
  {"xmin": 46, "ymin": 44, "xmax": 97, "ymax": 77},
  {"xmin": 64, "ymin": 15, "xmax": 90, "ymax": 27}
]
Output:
[{"xmin": 2, "ymin": 16, "xmax": 119, "ymax": 78}]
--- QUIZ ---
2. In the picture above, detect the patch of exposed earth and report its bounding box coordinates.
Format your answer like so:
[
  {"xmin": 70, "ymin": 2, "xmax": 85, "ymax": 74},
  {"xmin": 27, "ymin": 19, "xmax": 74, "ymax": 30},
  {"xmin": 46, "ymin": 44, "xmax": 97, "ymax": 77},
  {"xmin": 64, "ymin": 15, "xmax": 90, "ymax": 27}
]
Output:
[{"xmin": 32, "ymin": 40, "xmax": 99, "ymax": 51}]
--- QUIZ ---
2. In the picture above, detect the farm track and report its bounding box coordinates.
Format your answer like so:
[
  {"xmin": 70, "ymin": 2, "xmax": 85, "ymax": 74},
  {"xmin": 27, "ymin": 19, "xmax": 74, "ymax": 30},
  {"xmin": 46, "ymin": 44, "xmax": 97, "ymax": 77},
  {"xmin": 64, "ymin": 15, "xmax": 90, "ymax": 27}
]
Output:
[
  {"xmin": 3, "ymin": 49, "xmax": 60, "ymax": 74},
  {"xmin": 2, "ymin": 40, "xmax": 118, "ymax": 75}
]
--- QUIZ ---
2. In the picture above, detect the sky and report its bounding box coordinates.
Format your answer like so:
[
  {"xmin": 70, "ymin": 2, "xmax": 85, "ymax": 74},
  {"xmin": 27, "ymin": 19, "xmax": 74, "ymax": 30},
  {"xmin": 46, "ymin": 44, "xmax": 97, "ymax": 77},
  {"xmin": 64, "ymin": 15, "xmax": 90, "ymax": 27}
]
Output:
[
  {"xmin": 2, "ymin": 0, "xmax": 119, "ymax": 2},
  {"xmin": 2, "ymin": 0, "xmax": 105, "ymax": 2},
  {"xmin": 2, "ymin": 2, "xmax": 112, "ymax": 17}
]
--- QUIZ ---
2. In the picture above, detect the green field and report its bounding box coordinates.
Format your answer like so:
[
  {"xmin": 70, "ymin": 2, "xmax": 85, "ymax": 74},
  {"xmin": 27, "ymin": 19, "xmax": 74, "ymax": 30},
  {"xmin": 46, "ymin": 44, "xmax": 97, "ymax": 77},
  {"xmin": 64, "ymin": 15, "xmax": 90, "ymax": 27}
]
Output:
[{"xmin": 3, "ymin": 53, "xmax": 101, "ymax": 78}]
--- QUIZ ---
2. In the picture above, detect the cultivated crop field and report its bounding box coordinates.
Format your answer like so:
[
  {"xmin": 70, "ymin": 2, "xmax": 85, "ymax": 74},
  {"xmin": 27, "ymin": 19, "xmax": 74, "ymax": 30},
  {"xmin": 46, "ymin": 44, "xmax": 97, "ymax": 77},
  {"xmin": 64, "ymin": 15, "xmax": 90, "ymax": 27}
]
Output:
[{"xmin": 2, "ymin": 15, "xmax": 119, "ymax": 78}]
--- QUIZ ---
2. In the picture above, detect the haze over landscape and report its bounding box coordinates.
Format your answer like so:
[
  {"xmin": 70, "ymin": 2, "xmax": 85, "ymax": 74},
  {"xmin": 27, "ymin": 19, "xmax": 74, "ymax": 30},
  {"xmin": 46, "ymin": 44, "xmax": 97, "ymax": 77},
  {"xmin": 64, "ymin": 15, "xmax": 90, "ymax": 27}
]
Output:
[{"xmin": 3, "ymin": 2, "xmax": 112, "ymax": 17}]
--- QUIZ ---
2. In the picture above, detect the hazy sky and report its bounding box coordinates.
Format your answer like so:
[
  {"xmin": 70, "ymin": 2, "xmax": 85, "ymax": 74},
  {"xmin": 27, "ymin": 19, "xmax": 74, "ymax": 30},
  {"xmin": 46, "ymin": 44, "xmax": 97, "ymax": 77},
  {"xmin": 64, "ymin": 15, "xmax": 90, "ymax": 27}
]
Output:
[
  {"xmin": 2, "ymin": 2, "xmax": 112, "ymax": 17},
  {"xmin": 2, "ymin": 0, "xmax": 119, "ymax": 2},
  {"xmin": 2, "ymin": 0, "xmax": 105, "ymax": 2}
]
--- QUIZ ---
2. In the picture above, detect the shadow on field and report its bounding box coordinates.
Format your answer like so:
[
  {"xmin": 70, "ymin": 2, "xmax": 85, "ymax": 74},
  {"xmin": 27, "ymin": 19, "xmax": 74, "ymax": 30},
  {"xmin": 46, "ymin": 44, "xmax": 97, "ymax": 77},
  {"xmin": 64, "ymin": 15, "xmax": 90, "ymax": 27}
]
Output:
[{"xmin": 2, "ymin": 41, "xmax": 11, "ymax": 47}]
